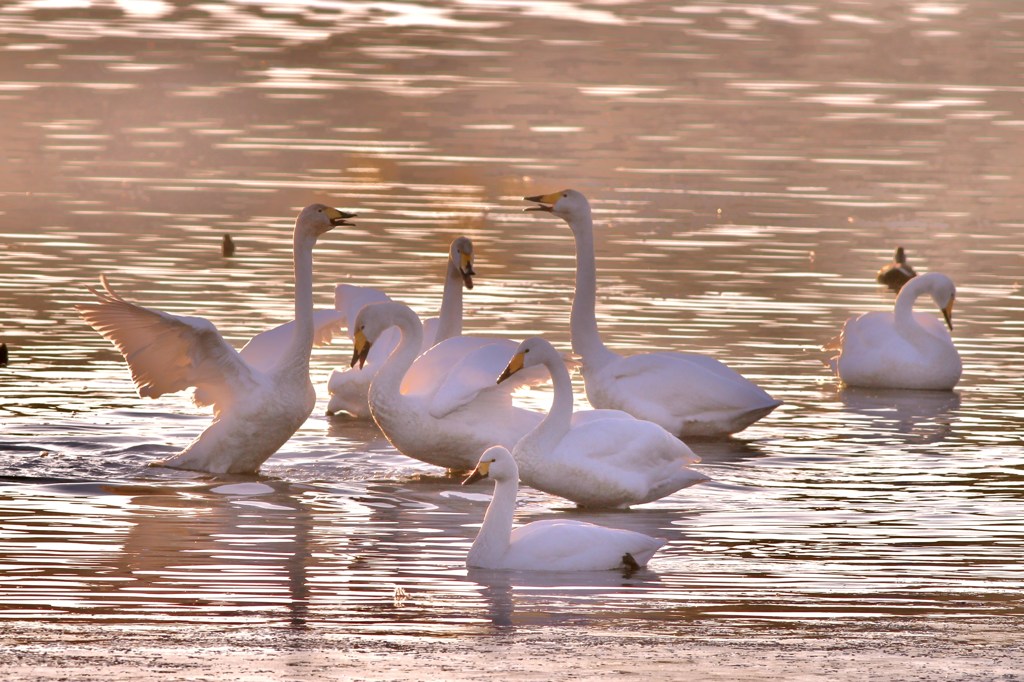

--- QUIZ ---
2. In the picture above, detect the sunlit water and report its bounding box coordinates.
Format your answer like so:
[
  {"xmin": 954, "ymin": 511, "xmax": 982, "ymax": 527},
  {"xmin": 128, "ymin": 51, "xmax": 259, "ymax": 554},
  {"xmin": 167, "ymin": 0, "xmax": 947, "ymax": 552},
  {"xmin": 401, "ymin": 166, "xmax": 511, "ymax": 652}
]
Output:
[{"xmin": 1, "ymin": 0, "xmax": 1022, "ymax": 643}]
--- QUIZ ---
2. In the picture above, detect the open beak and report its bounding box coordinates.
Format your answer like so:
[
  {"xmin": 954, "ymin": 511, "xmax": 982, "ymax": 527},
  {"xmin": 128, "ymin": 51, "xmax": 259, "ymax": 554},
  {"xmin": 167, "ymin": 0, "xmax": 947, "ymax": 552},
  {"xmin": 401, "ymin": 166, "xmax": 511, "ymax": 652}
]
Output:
[
  {"xmin": 329, "ymin": 208, "xmax": 358, "ymax": 228},
  {"xmin": 460, "ymin": 252, "xmax": 476, "ymax": 290},
  {"xmin": 350, "ymin": 329, "xmax": 372, "ymax": 369},
  {"xmin": 461, "ymin": 461, "xmax": 490, "ymax": 485},
  {"xmin": 497, "ymin": 351, "xmax": 525, "ymax": 384},
  {"xmin": 942, "ymin": 299, "xmax": 955, "ymax": 331},
  {"xmin": 524, "ymin": 191, "xmax": 561, "ymax": 212}
]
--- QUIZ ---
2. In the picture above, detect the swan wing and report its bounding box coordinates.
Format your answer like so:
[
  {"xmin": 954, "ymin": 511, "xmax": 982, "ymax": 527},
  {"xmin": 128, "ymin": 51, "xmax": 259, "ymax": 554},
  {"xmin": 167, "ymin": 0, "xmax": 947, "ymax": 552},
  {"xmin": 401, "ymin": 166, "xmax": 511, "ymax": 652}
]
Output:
[
  {"xmin": 76, "ymin": 276, "xmax": 257, "ymax": 413},
  {"xmin": 509, "ymin": 519, "xmax": 664, "ymax": 570},
  {"xmin": 238, "ymin": 309, "xmax": 347, "ymax": 372},
  {"xmin": 601, "ymin": 351, "xmax": 775, "ymax": 422},
  {"xmin": 402, "ymin": 337, "xmax": 521, "ymax": 417},
  {"xmin": 334, "ymin": 284, "xmax": 393, "ymax": 338}
]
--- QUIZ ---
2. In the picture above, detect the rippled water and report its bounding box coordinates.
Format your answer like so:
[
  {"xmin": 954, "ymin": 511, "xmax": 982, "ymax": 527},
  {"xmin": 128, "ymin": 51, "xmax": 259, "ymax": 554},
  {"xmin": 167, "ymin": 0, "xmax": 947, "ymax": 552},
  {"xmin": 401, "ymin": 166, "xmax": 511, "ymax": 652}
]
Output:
[{"xmin": 1, "ymin": 0, "xmax": 1023, "ymax": 650}]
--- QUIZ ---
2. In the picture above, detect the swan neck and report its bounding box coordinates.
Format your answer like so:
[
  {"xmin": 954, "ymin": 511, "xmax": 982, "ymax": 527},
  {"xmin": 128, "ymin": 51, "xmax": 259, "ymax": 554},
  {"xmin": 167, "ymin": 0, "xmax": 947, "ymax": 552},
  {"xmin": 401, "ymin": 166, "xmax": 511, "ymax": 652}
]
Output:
[
  {"xmin": 369, "ymin": 306, "xmax": 423, "ymax": 406},
  {"xmin": 282, "ymin": 230, "xmax": 317, "ymax": 370},
  {"xmin": 519, "ymin": 351, "xmax": 573, "ymax": 466},
  {"xmin": 434, "ymin": 259, "xmax": 463, "ymax": 344},
  {"xmin": 893, "ymin": 277, "xmax": 929, "ymax": 337},
  {"xmin": 568, "ymin": 214, "xmax": 612, "ymax": 365},
  {"xmin": 470, "ymin": 477, "xmax": 517, "ymax": 566}
]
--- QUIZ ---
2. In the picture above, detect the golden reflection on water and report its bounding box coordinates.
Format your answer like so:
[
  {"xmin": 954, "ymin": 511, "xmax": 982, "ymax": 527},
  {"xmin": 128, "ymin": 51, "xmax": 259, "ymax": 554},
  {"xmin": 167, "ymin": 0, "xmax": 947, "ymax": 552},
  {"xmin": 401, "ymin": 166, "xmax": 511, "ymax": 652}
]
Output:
[{"xmin": 1, "ymin": 0, "xmax": 1023, "ymax": 638}]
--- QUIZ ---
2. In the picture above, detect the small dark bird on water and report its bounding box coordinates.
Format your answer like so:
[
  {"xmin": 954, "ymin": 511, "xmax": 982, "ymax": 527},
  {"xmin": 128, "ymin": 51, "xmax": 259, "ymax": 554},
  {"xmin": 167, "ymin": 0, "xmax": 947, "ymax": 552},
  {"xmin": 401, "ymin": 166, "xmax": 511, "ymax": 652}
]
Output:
[
  {"xmin": 0, "ymin": 343, "xmax": 7, "ymax": 366},
  {"xmin": 222, "ymin": 234, "xmax": 236, "ymax": 257},
  {"xmin": 876, "ymin": 246, "xmax": 917, "ymax": 292}
]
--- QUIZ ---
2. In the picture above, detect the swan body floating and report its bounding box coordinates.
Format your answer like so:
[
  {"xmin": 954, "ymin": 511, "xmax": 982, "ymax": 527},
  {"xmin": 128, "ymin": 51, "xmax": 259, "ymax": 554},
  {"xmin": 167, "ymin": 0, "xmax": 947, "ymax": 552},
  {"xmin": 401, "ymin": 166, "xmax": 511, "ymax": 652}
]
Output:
[
  {"xmin": 77, "ymin": 203, "xmax": 355, "ymax": 474},
  {"xmin": 462, "ymin": 446, "xmax": 666, "ymax": 571},
  {"xmin": 876, "ymin": 246, "xmax": 917, "ymax": 292},
  {"xmin": 829, "ymin": 271, "xmax": 961, "ymax": 390},
  {"xmin": 499, "ymin": 336, "xmax": 709, "ymax": 508},
  {"xmin": 524, "ymin": 189, "xmax": 780, "ymax": 438},
  {"xmin": 326, "ymin": 236, "xmax": 476, "ymax": 418},
  {"xmin": 351, "ymin": 301, "xmax": 543, "ymax": 472}
]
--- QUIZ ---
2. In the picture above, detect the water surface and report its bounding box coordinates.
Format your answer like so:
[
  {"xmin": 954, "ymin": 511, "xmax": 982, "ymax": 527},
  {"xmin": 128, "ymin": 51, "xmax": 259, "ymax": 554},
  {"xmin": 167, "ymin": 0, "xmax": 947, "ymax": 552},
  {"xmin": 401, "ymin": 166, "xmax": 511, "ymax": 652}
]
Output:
[{"xmin": 1, "ymin": 0, "xmax": 1022, "ymax": 649}]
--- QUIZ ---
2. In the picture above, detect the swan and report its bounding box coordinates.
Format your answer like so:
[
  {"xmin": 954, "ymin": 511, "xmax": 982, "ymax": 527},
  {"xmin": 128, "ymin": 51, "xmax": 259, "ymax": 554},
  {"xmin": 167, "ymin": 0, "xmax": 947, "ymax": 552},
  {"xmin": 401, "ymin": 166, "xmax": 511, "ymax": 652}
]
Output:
[
  {"xmin": 350, "ymin": 300, "xmax": 544, "ymax": 472},
  {"xmin": 497, "ymin": 336, "xmax": 709, "ymax": 508},
  {"xmin": 462, "ymin": 446, "xmax": 666, "ymax": 571},
  {"xmin": 829, "ymin": 271, "xmax": 961, "ymax": 390},
  {"xmin": 76, "ymin": 203, "xmax": 356, "ymax": 474},
  {"xmin": 524, "ymin": 189, "xmax": 781, "ymax": 438},
  {"xmin": 876, "ymin": 246, "xmax": 917, "ymax": 292},
  {"xmin": 326, "ymin": 236, "xmax": 476, "ymax": 418}
]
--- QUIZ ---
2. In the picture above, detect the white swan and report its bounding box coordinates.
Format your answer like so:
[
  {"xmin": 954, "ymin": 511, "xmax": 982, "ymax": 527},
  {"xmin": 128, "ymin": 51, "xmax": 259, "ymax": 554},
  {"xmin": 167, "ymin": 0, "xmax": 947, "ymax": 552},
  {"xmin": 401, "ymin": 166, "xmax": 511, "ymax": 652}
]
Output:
[
  {"xmin": 498, "ymin": 336, "xmax": 709, "ymax": 508},
  {"xmin": 876, "ymin": 246, "xmax": 917, "ymax": 292},
  {"xmin": 326, "ymin": 236, "xmax": 476, "ymax": 418},
  {"xmin": 76, "ymin": 203, "xmax": 356, "ymax": 474},
  {"xmin": 524, "ymin": 189, "xmax": 781, "ymax": 438},
  {"xmin": 829, "ymin": 271, "xmax": 961, "ymax": 390},
  {"xmin": 350, "ymin": 301, "xmax": 544, "ymax": 472},
  {"xmin": 462, "ymin": 446, "xmax": 666, "ymax": 571}
]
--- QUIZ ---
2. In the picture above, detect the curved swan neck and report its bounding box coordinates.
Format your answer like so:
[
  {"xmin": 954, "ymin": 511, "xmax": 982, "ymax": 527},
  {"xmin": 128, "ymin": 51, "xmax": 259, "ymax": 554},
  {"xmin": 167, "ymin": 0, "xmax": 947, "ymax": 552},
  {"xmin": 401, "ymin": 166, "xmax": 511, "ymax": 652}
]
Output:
[
  {"xmin": 281, "ymin": 229, "xmax": 317, "ymax": 371},
  {"xmin": 469, "ymin": 475, "xmax": 518, "ymax": 566},
  {"xmin": 434, "ymin": 258, "xmax": 463, "ymax": 344},
  {"xmin": 519, "ymin": 348, "xmax": 574, "ymax": 461},
  {"xmin": 567, "ymin": 212, "xmax": 615, "ymax": 367},
  {"xmin": 893, "ymin": 275, "xmax": 933, "ymax": 338},
  {"xmin": 369, "ymin": 305, "xmax": 423, "ymax": 404}
]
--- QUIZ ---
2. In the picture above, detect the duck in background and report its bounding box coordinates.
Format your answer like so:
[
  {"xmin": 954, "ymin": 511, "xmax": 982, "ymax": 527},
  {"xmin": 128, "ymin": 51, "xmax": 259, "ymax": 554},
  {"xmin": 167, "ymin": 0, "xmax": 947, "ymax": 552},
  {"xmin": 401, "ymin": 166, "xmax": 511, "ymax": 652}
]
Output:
[{"xmin": 876, "ymin": 246, "xmax": 917, "ymax": 292}]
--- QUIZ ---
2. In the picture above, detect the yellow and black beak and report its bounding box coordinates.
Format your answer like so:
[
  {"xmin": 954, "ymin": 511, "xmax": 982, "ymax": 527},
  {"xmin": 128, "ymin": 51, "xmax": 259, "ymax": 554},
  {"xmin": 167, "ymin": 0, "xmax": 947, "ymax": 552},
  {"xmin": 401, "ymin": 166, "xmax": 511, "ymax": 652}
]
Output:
[
  {"xmin": 942, "ymin": 298, "xmax": 955, "ymax": 331},
  {"xmin": 497, "ymin": 351, "xmax": 525, "ymax": 384},
  {"xmin": 460, "ymin": 251, "xmax": 475, "ymax": 290},
  {"xmin": 462, "ymin": 460, "xmax": 490, "ymax": 485},
  {"xmin": 524, "ymin": 191, "xmax": 562, "ymax": 212},
  {"xmin": 327, "ymin": 206, "xmax": 357, "ymax": 228},
  {"xmin": 350, "ymin": 329, "xmax": 372, "ymax": 369}
]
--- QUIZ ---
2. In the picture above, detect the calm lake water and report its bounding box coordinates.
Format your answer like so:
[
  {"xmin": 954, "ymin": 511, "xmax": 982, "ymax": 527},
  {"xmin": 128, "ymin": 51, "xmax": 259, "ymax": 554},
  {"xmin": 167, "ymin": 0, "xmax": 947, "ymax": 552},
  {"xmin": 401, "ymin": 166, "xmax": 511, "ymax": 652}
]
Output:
[{"xmin": 0, "ymin": 0, "xmax": 1022, "ymax": 649}]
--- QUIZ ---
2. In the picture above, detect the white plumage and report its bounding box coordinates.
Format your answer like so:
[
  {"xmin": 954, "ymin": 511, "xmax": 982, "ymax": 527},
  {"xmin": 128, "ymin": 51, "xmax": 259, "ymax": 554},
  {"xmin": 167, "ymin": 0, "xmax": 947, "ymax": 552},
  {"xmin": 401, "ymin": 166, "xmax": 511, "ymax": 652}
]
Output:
[
  {"xmin": 524, "ymin": 189, "xmax": 780, "ymax": 437},
  {"xmin": 829, "ymin": 271, "xmax": 961, "ymax": 390},
  {"xmin": 76, "ymin": 203, "xmax": 355, "ymax": 474},
  {"xmin": 463, "ymin": 446, "xmax": 666, "ymax": 571},
  {"xmin": 500, "ymin": 336, "xmax": 709, "ymax": 508},
  {"xmin": 351, "ymin": 301, "xmax": 543, "ymax": 472}
]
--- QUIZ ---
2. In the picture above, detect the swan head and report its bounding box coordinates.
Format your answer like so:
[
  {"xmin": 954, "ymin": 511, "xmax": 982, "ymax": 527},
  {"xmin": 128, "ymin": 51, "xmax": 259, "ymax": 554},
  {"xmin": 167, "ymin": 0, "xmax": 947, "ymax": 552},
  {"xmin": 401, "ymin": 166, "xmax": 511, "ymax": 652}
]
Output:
[
  {"xmin": 524, "ymin": 189, "xmax": 591, "ymax": 223},
  {"xmin": 462, "ymin": 445, "xmax": 517, "ymax": 485},
  {"xmin": 497, "ymin": 336, "xmax": 554, "ymax": 384},
  {"xmin": 450, "ymin": 236, "xmax": 476, "ymax": 289},
  {"xmin": 350, "ymin": 301, "xmax": 415, "ymax": 369},
  {"xmin": 296, "ymin": 203, "xmax": 357, "ymax": 238},
  {"xmin": 901, "ymin": 272, "xmax": 956, "ymax": 331}
]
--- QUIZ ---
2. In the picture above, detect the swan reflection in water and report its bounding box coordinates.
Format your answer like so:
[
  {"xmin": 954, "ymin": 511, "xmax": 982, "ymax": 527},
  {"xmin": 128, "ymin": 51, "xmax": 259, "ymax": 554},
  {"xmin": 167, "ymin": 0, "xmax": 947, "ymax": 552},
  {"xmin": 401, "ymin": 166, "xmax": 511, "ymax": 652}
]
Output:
[{"xmin": 836, "ymin": 386, "xmax": 961, "ymax": 443}]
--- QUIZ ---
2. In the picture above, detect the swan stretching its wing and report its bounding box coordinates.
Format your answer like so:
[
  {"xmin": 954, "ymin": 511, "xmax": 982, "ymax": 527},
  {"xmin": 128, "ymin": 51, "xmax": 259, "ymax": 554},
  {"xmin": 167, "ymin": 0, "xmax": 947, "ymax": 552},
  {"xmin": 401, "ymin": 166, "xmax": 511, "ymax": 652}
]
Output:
[
  {"xmin": 350, "ymin": 301, "xmax": 543, "ymax": 472},
  {"xmin": 326, "ymin": 236, "xmax": 476, "ymax": 418},
  {"xmin": 829, "ymin": 271, "xmax": 961, "ymax": 390},
  {"xmin": 498, "ymin": 337, "xmax": 708, "ymax": 508},
  {"xmin": 524, "ymin": 189, "xmax": 780, "ymax": 438},
  {"xmin": 76, "ymin": 203, "xmax": 356, "ymax": 474},
  {"xmin": 462, "ymin": 446, "xmax": 666, "ymax": 571},
  {"xmin": 876, "ymin": 246, "xmax": 917, "ymax": 293}
]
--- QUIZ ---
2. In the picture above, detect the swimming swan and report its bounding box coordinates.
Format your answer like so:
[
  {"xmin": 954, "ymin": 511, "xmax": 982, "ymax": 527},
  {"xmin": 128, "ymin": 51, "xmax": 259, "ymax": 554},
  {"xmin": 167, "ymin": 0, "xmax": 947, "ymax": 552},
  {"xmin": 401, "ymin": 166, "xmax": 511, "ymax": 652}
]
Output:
[
  {"xmin": 498, "ymin": 336, "xmax": 709, "ymax": 508},
  {"xmin": 351, "ymin": 301, "xmax": 543, "ymax": 472},
  {"xmin": 829, "ymin": 271, "xmax": 961, "ymax": 390},
  {"xmin": 326, "ymin": 236, "xmax": 476, "ymax": 418},
  {"xmin": 76, "ymin": 203, "xmax": 356, "ymax": 474},
  {"xmin": 462, "ymin": 445, "xmax": 666, "ymax": 571},
  {"xmin": 524, "ymin": 189, "xmax": 780, "ymax": 437}
]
